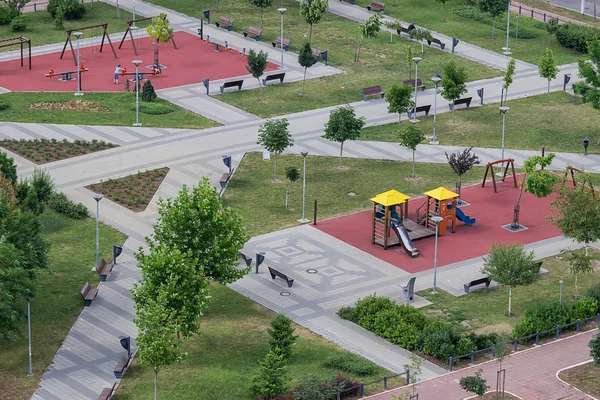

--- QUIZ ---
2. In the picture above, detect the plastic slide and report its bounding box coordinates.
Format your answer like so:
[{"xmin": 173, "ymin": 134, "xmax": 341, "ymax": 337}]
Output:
[
  {"xmin": 391, "ymin": 222, "xmax": 420, "ymax": 258},
  {"xmin": 455, "ymin": 207, "xmax": 476, "ymax": 225}
]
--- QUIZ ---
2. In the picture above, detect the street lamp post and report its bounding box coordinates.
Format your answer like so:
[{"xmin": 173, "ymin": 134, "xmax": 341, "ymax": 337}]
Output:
[
  {"xmin": 515, "ymin": 15, "xmax": 519, "ymax": 50},
  {"xmin": 504, "ymin": 0, "xmax": 511, "ymax": 54},
  {"xmin": 298, "ymin": 151, "xmax": 309, "ymax": 223},
  {"xmin": 277, "ymin": 8, "xmax": 287, "ymax": 69},
  {"xmin": 93, "ymin": 193, "xmax": 103, "ymax": 266},
  {"xmin": 559, "ymin": 280, "xmax": 564, "ymax": 304},
  {"xmin": 581, "ymin": 0, "xmax": 586, "ymax": 14},
  {"xmin": 133, "ymin": 60, "xmax": 142, "ymax": 127},
  {"xmin": 431, "ymin": 216, "xmax": 444, "ymax": 294},
  {"xmin": 431, "ymin": 76, "xmax": 442, "ymax": 144},
  {"xmin": 412, "ymin": 57, "xmax": 422, "ymax": 123},
  {"xmin": 74, "ymin": 31, "xmax": 83, "ymax": 97}
]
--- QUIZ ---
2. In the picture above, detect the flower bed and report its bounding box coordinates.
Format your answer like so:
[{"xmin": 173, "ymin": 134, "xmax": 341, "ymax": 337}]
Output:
[
  {"xmin": 26, "ymin": 100, "xmax": 110, "ymax": 112},
  {"xmin": 0, "ymin": 138, "xmax": 116, "ymax": 164}
]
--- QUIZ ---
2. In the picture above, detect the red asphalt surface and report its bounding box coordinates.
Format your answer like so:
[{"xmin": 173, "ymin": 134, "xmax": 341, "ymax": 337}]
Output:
[
  {"xmin": 314, "ymin": 179, "xmax": 562, "ymax": 274},
  {"xmin": 0, "ymin": 31, "xmax": 278, "ymax": 92},
  {"xmin": 366, "ymin": 329, "xmax": 599, "ymax": 400}
]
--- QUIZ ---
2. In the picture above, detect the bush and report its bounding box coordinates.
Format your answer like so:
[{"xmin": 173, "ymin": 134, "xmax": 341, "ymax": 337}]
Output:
[
  {"xmin": 47, "ymin": 0, "xmax": 85, "ymax": 20},
  {"xmin": 0, "ymin": 151, "xmax": 17, "ymax": 184},
  {"xmin": 135, "ymin": 102, "xmax": 174, "ymax": 115},
  {"xmin": 323, "ymin": 353, "xmax": 378, "ymax": 377},
  {"xmin": 338, "ymin": 306, "xmax": 359, "ymax": 323},
  {"xmin": 587, "ymin": 285, "xmax": 600, "ymax": 312},
  {"xmin": 416, "ymin": 320, "xmax": 461, "ymax": 361},
  {"xmin": 47, "ymin": 192, "xmax": 88, "ymax": 219},
  {"xmin": 0, "ymin": 100, "xmax": 10, "ymax": 111},
  {"xmin": 556, "ymin": 23, "xmax": 600, "ymax": 53},
  {"xmin": 30, "ymin": 168, "xmax": 54, "ymax": 204},
  {"xmin": 0, "ymin": 6, "xmax": 17, "ymax": 25},
  {"xmin": 466, "ymin": 332, "xmax": 500, "ymax": 351},
  {"xmin": 268, "ymin": 315, "xmax": 297, "ymax": 360},
  {"xmin": 370, "ymin": 306, "xmax": 427, "ymax": 349},
  {"xmin": 459, "ymin": 369, "xmax": 488, "ymax": 397},
  {"xmin": 292, "ymin": 376, "xmax": 343, "ymax": 400},
  {"xmin": 352, "ymin": 295, "xmax": 397, "ymax": 331},
  {"xmin": 10, "ymin": 15, "xmax": 26, "ymax": 32},
  {"xmin": 573, "ymin": 297, "xmax": 599, "ymax": 321},
  {"xmin": 512, "ymin": 302, "xmax": 574, "ymax": 338},
  {"xmin": 142, "ymin": 80, "xmax": 157, "ymax": 102},
  {"xmin": 250, "ymin": 349, "xmax": 290, "ymax": 399},
  {"xmin": 591, "ymin": 334, "xmax": 600, "ymax": 367}
]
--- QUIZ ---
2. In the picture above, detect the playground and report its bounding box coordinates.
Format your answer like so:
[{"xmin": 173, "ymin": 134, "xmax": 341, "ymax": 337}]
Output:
[{"xmin": 0, "ymin": 30, "xmax": 277, "ymax": 92}]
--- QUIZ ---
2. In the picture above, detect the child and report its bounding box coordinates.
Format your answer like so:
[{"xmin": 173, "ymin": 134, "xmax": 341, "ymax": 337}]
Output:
[{"xmin": 114, "ymin": 64, "xmax": 121, "ymax": 84}]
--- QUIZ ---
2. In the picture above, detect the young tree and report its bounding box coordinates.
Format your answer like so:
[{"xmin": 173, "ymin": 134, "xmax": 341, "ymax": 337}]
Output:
[
  {"xmin": 590, "ymin": 333, "xmax": 600, "ymax": 367},
  {"xmin": 324, "ymin": 105, "xmax": 365, "ymax": 168},
  {"xmin": 0, "ymin": 152, "xmax": 17, "ymax": 185},
  {"xmin": 459, "ymin": 369, "xmax": 488, "ymax": 398},
  {"xmin": 142, "ymin": 80, "xmax": 157, "ymax": 102},
  {"xmin": 501, "ymin": 58, "xmax": 516, "ymax": 107},
  {"xmin": 383, "ymin": 20, "xmax": 403, "ymax": 43},
  {"xmin": 246, "ymin": 49, "xmax": 269, "ymax": 101},
  {"xmin": 268, "ymin": 314, "xmax": 298, "ymax": 359},
  {"xmin": 440, "ymin": 61, "xmax": 468, "ymax": 122},
  {"xmin": 298, "ymin": 42, "xmax": 317, "ymax": 96},
  {"xmin": 285, "ymin": 166, "xmax": 300, "ymax": 195},
  {"xmin": 435, "ymin": 0, "xmax": 452, "ymax": 22},
  {"xmin": 410, "ymin": 28, "xmax": 433, "ymax": 54},
  {"xmin": 394, "ymin": 354, "xmax": 422, "ymax": 400},
  {"xmin": 3, "ymin": 0, "xmax": 29, "ymax": 15},
  {"xmin": 478, "ymin": 0, "xmax": 508, "ymax": 39},
  {"xmin": 299, "ymin": 0, "xmax": 328, "ymax": 43},
  {"xmin": 398, "ymin": 125, "xmax": 425, "ymax": 178},
  {"xmin": 385, "ymin": 84, "xmax": 414, "ymax": 124},
  {"xmin": 482, "ymin": 243, "xmax": 539, "ymax": 316},
  {"xmin": 445, "ymin": 147, "xmax": 480, "ymax": 200},
  {"xmin": 356, "ymin": 13, "xmax": 381, "ymax": 62},
  {"xmin": 539, "ymin": 48, "xmax": 558, "ymax": 104},
  {"xmin": 546, "ymin": 17, "xmax": 559, "ymax": 47},
  {"xmin": 250, "ymin": 349, "xmax": 290, "ymax": 398},
  {"xmin": 150, "ymin": 178, "xmax": 249, "ymax": 285},
  {"xmin": 561, "ymin": 248, "xmax": 597, "ymax": 299},
  {"xmin": 573, "ymin": 40, "xmax": 600, "ymax": 111},
  {"xmin": 257, "ymin": 118, "xmax": 293, "ymax": 180},
  {"xmin": 249, "ymin": 0, "xmax": 273, "ymax": 27},
  {"xmin": 146, "ymin": 14, "xmax": 174, "ymax": 74}
]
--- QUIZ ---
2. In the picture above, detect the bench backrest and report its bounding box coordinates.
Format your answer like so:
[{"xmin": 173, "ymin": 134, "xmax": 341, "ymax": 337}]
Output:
[
  {"xmin": 80, "ymin": 282, "xmax": 90, "ymax": 297},
  {"xmin": 268, "ymin": 266, "xmax": 286, "ymax": 278},
  {"xmin": 276, "ymin": 36, "xmax": 290, "ymax": 45},
  {"xmin": 224, "ymin": 80, "xmax": 243, "ymax": 88},
  {"xmin": 455, "ymin": 97, "xmax": 472, "ymax": 104},
  {"xmin": 371, "ymin": 0, "xmax": 384, "ymax": 6},
  {"xmin": 416, "ymin": 105, "xmax": 431, "ymax": 111},
  {"xmin": 267, "ymin": 73, "xmax": 285, "ymax": 80},
  {"xmin": 219, "ymin": 16, "xmax": 233, "ymax": 25},
  {"xmin": 469, "ymin": 277, "xmax": 489, "ymax": 286},
  {"xmin": 403, "ymin": 79, "xmax": 423, "ymax": 87},
  {"xmin": 363, "ymin": 86, "xmax": 382, "ymax": 95},
  {"xmin": 96, "ymin": 258, "xmax": 106, "ymax": 272},
  {"xmin": 248, "ymin": 26, "xmax": 262, "ymax": 34}
]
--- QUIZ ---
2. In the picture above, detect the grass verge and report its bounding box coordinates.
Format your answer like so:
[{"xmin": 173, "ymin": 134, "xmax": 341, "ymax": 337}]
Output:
[
  {"xmin": 558, "ymin": 362, "xmax": 600, "ymax": 398},
  {"xmin": 0, "ymin": 209, "xmax": 127, "ymax": 400},
  {"xmin": 0, "ymin": 138, "xmax": 117, "ymax": 164}
]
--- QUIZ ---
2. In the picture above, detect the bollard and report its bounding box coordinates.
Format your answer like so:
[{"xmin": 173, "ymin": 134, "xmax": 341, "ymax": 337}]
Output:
[
  {"xmin": 470, "ymin": 350, "xmax": 475, "ymax": 365},
  {"xmin": 449, "ymin": 357, "xmax": 454, "ymax": 372},
  {"xmin": 383, "ymin": 376, "xmax": 387, "ymax": 390},
  {"xmin": 360, "ymin": 384, "xmax": 364, "ymax": 397},
  {"xmin": 544, "ymin": 13, "xmax": 547, "ymax": 22},
  {"xmin": 535, "ymin": 332, "xmax": 540, "ymax": 346},
  {"xmin": 337, "ymin": 392, "xmax": 341, "ymax": 400},
  {"xmin": 406, "ymin": 368, "xmax": 410, "ymax": 384},
  {"xmin": 33, "ymin": 3, "xmax": 36, "ymax": 11},
  {"xmin": 513, "ymin": 338, "xmax": 518, "ymax": 352},
  {"xmin": 313, "ymin": 199, "xmax": 317, "ymax": 225},
  {"xmin": 597, "ymin": 313, "xmax": 600, "ymax": 327},
  {"xmin": 556, "ymin": 325, "xmax": 560, "ymax": 340},
  {"xmin": 576, "ymin": 320, "xmax": 581, "ymax": 332}
]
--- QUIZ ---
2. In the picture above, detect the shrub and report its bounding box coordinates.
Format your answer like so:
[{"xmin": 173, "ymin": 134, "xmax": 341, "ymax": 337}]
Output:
[
  {"xmin": 323, "ymin": 353, "xmax": 378, "ymax": 377},
  {"xmin": 459, "ymin": 369, "xmax": 488, "ymax": 397},
  {"xmin": 135, "ymin": 102, "xmax": 174, "ymax": 115},
  {"xmin": 353, "ymin": 295, "xmax": 397, "ymax": 331},
  {"xmin": 591, "ymin": 333, "xmax": 600, "ymax": 367},
  {"xmin": 586, "ymin": 285, "xmax": 600, "ymax": 312},
  {"xmin": 0, "ymin": 100, "xmax": 10, "ymax": 111},
  {"xmin": 0, "ymin": 6, "xmax": 17, "ymax": 25},
  {"xmin": 250, "ymin": 349, "xmax": 290, "ymax": 399},
  {"xmin": 573, "ymin": 297, "xmax": 599, "ymax": 321},
  {"xmin": 30, "ymin": 168, "xmax": 54, "ymax": 204},
  {"xmin": 268, "ymin": 315, "xmax": 298, "ymax": 360},
  {"xmin": 338, "ymin": 306, "xmax": 360, "ymax": 323},
  {"xmin": 23, "ymin": 186, "xmax": 44, "ymax": 215},
  {"xmin": 512, "ymin": 302, "xmax": 574, "ymax": 338},
  {"xmin": 371, "ymin": 307, "xmax": 426, "ymax": 349},
  {"xmin": 47, "ymin": 192, "xmax": 88, "ymax": 219},
  {"xmin": 47, "ymin": 0, "xmax": 85, "ymax": 20},
  {"xmin": 466, "ymin": 332, "xmax": 500, "ymax": 351},
  {"xmin": 416, "ymin": 320, "xmax": 461, "ymax": 361},
  {"xmin": 293, "ymin": 376, "xmax": 342, "ymax": 400},
  {"xmin": 555, "ymin": 23, "xmax": 600, "ymax": 53},
  {"xmin": 142, "ymin": 80, "xmax": 157, "ymax": 102},
  {"xmin": 0, "ymin": 151, "xmax": 17, "ymax": 184},
  {"xmin": 10, "ymin": 15, "xmax": 26, "ymax": 32}
]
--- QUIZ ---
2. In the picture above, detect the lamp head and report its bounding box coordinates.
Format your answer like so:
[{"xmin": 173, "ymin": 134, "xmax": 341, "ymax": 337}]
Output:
[
  {"xmin": 499, "ymin": 106, "xmax": 510, "ymax": 114},
  {"xmin": 132, "ymin": 59, "xmax": 142, "ymax": 67},
  {"xmin": 412, "ymin": 57, "xmax": 422, "ymax": 64},
  {"xmin": 431, "ymin": 216, "xmax": 444, "ymax": 224},
  {"xmin": 301, "ymin": 151, "xmax": 309, "ymax": 157},
  {"xmin": 277, "ymin": 7, "xmax": 287, "ymax": 13},
  {"xmin": 584, "ymin": 137, "xmax": 590, "ymax": 149},
  {"xmin": 431, "ymin": 76, "xmax": 442, "ymax": 85},
  {"xmin": 73, "ymin": 31, "xmax": 83, "ymax": 39},
  {"xmin": 92, "ymin": 193, "xmax": 103, "ymax": 202}
]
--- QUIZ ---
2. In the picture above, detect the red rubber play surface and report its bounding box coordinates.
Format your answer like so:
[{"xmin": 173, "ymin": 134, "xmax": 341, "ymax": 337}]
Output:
[
  {"xmin": 314, "ymin": 179, "xmax": 562, "ymax": 274},
  {"xmin": 0, "ymin": 31, "xmax": 278, "ymax": 92}
]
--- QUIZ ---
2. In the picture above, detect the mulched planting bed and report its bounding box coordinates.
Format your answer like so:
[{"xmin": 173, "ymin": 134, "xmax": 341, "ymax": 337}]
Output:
[
  {"xmin": 0, "ymin": 138, "xmax": 117, "ymax": 164},
  {"xmin": 481, "ymin": 393, "xmax": 520, "ymax": 399},
  {"xmin": 86, "ymin": 167, "xmax": 169, "ymax": 212},
  {"xmin": 558, "ymin": 362, "xmax": 600, "ymax": 398},
  {"xmin": 26, "ymin": 100, "xmax": 110, "ymax": 112}
]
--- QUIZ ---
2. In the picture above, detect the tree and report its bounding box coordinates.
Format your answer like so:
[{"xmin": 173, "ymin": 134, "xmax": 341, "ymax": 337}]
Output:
[
  {"xmin": 546, "ymin": 17, "xmax": 559, "ymax": 47},
  {"xmin": 573, "ymin": 40, "xmax": 600, "ymax": 111},
  {"xmin": 268, "ymin": 314, "xmax": 298, "ymax": 359},
  {"xmin": 385, "ymin": 84, "xmax": 414, "ymax": 124},
  {"xmin": 146, "ymin": 14, "xmax": 174, "ymax": 74},
  {"xmin": 590, "ymin": 333, "xmax": 600, "ymax": 367},
  {"xmin": 2, "ymin": 0, "xmax": 29, "ymax": 15},
  {"xmin": 435, "ymin": 0, "xmax": 452, "ymax": 22},
  {"xmin": 285, "ymin": 166, "xmax": 299, "ymax": 195},
  {"xmin": 248, "ymin": 0, "xmax": 273, "ymax": 27},
  {"xmin": 459, "ymin": 369, "xmax": 488, "ymax": 398},
  {"xmin": 383, "ymin": 20, "xmax": 402, "ymax": 43},
  {"xmin": 482, "ymin": 243, "xmax": 539, "ymax": 316},
  {"xmin": 398, "ymin": 125, "xmax": 425, "ymax": 178},
  {"xmin": 561, "ymin": 248, "xmax": 597, "ymax": 299},
  {"xmin": 501, "ymin": 58, "xmax": 516, "ymax": 107},
  {"xmin": 538, "ymin": 48, "xmax": 558, "ymax": 104},
  {"xmin": 478, "ymin": 0, "xmax": 507, "ymax": 39},
  {"xmin": 257, "ymin": 118, "xmax": 293, "ymax": 180},
  {"xmin": 142, "ymin": 80, "xmax": 157, "ymax": 102},
  {"xmin": 298, "ymin": 42, "xmax": 317, "ymax": 96},
  {"xmin": 299, "ymin": 0, "xmax": 328, "ymax": 43},
  {"xmin": 445, "ymin": 147, "xmax": 480, "ymax": 200},
  {"xmin": 0, "ymin": 152, "xmax": 17, "ymax": 185},
  {"xmin": 250, "ymin": 349, "xmax": 290, "ymax": 398},
  {"xmin": 149, "ymin": 178, "xmax": 249, "ymax": 285},
  {"xmin": 409, "ymin": 28, "xmax": 433, "ymax": 54},
  {"xmin": 356, "ymin": 13, "xmax": 381, "ymax": 62},
  {"xmin": 324, "ymin": 105, "xmax": 365, "ymax": 168},
  {"xmin": 394, "ymin": 354, "xmax": 422, "ymax": 400},
  {"xmin": 246, "ymin": 49, "xmax": 269, "ymax": 101},
  {"xmin": 492, "ymin": 333, "xmax": 512, "ymax": 374},
  {"xmin": 440, "ymin": 61, "xmax": 468, "ymax": 122}
]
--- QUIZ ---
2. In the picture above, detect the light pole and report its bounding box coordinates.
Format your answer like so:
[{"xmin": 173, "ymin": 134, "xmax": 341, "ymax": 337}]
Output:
[
  {"xmin": 431, "ymin": 216, "xmax": 444, "ymax": 294},
  {"xmin": 559, "ymin": 280, "xmax": 564, "ymax": 304},
  {"xmin": 93, "ymin": 193, "xmax": 103, "ymax": 266},
  {"xmin": 504, "ymin": 0, "xmax": 511, "ymax": 54},
  {"xmin": 581, "ymin": 0, "xmax": 586, "ymax": 14},
  {"xmin": 298, "ymin": 151, "xmax": 309, "ymax": 223},
  {"xmin": 515, "ymin": 15, "xmax": 519, "ymax": 50},
  {"xmin": 26, "ymin": 292, "xmax": 32, "ymax": 376},
  {"xmin": 132, "ymin": 0, "xmax": 137, "ymax": 26},
  {"xmin": 431, "ymin": 76, "xmax": 442, "ymax": 144},
  {"xmin": 133, "ymin": 60, "xmax": 142, "ymax": 127},
  {"xmin": 412, "ymin": 57, "xmax": 422, "ymax": 123},
  {"xmin": 74, "ymin": 31, "xmax": 83, "ymax": 97},
  {"xmin": 277, "ymin": 8, "xmax": 287, "ymax": 69}
]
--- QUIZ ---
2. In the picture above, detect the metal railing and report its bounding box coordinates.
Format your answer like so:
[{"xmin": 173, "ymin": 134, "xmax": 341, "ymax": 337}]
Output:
[
  {"xmin": 512, "ymin": 3, "xmax": 582, "ymax": 25},
  {"xmin": 336, "ymin": 371, "xmax": 409, "ymax": 400}
]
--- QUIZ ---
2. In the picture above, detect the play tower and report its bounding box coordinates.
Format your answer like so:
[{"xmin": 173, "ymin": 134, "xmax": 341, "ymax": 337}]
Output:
[{"xmin": 417, "ymin": 187, "xmax": 459, "ymax": 235}]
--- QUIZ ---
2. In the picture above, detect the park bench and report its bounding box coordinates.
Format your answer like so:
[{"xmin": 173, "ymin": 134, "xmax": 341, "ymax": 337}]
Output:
[
  {"xmin": 451, "ymin": 97, "xmax": 472, "ymax": 110},
  {"xmin": 239, "ymin": 252, "xmax": 253, "ymax": 267},
  {"xmin": 219, "ymin": 172, "xmax": 231, "ymax": 189},
  {"xmin": 398, "ymin": 276, "xmax": 416, "ymax": 303},
  {"xmin": 114, "ymin": 356, "xmax": 129, "ymax": 379},
  {"xmin": 243, "ymin": 26, "xmax": 262, "ymax": 41},
  {"xmin": 464, "ymin": 276, "xmax": 491, "ymax": 293},
  {"xmin": 272, "ymin": 36, "xmax": 291, "ymax": 51},
  {"xmin": 268, "ymin": 266, "xmax": 294, "ymax": 288},
  {"xmin": 215, "ymin": 16, "xmax": 234, "ymax": 31},
  {"xmin": 427, "ymin": 37, "xmax": 446, "ymax": 50},
  {"xmin": 263, "ymin": 72, "xmax": 286, "ymax": 86},
  {"xmin": 312, "ymin": 48, "xmax": 323, "ymax": 59},
  {"xmin": 80, "ymin": 282, "xmax": 98, "ymax": 307},
  {"xmin": 361, "ymin": 85, "xmax": 385, "ymax": 101},
  {"xmin": 403, "ymin": 78, "xmax": 425, "ymax": 91},
  {"xmin": 407, "ymin": 104, "xmax": 432, "ymax": 118},
  {"xmin": 96, "ymin": 258, "xmax": 114, "ymax": 282},
  {"xmin": 98, "ymin": 382, "xmax": 117, "ymax": 400},
  {"xmin": 339, "ymin": 0, "xmax": 356, "ymax": 4},
  {"xmin": 220, "ymin": 79, "xmax": 243, "ymax": 93},
  {"xmin": 367, "ymin": 0, "xmax": 385, "ymax": 11},
  {"xmin": 397, "ymin": 23, "xmax": 415, "ymax": 37}
]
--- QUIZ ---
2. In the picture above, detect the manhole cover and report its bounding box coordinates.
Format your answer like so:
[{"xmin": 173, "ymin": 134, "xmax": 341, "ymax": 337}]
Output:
[
  {"xmin": 280, "ymin": 291, "xmax": 291, "ymax": 296},
  {"xmin": 306, "ymin": 269, "xmax": 318, "ymax": 274}
]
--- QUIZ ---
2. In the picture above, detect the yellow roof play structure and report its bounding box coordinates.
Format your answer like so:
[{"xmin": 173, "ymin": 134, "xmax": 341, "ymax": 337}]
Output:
[
  {"xmin": 370, "ymin": 189, "xmax": 411, "ymax": 207},
  {"xmin": 424, "ymin": 187, "xmax": 459, "ymax": 201}
]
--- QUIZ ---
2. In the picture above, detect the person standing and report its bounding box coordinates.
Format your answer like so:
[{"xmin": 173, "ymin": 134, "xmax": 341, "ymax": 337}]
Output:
[{"xmin": 114, "ymin": 64, "xmax": 122, "ymax": 84}]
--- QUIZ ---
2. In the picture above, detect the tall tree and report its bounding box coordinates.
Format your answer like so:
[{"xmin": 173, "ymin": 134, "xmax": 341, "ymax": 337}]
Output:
[
  {"xmin": 501, "ymin": 58, "xmax": 516, "ymax": 107},
  {"xmin": 385, "ymin": 84, "xmax": 414, "ymax": 124},
  {"xmin": 246, "ymin": 49, "xmax": 269, "ymax": 102},
  {"xmin": 324, "ymin": 105, "xmax": 365, "ymax": 168},
  {"xmin": 538, "ymin": 48, "xmax": 558, "ymax": 104},
  {"xmin": 440, "ymin": 61, "xmax": 468, "ymax": 122},
  {"xmin": 409, "ymin": 28, "xmax": 433, "ymax": 54},
  {"xmin": 398, "ymin": 125, "xmax": 425, "ymax": 178},
  {"xmin": 298, "ymin": 42, "xmax": 317, "ymax": 96},
  {"xmin": 146, "ymin": 13, "xmax": 174, "ymax": 74},
  {"xmin": 435, "ymin": 0, "xmax": 453, "ymax": 22},
  {"xmin": 560, "ymin": 248, "xmax": 597, "ymax": 299},
  {"xmin": 482, "ymin": 243, "xmax": 539, "ymax": 316},
  {"xmin": 268, "ymin": 314, "xmax": 298, "ymax": 359},
  {"xmin": 445, "ymin": 147, "xmax": 480, "ymax": 200},
  {"xmin": 356, "ymin": 13, "xmax": 381, "ymax": 62},
  {"xmin": 249, "ymin": 0, "xmax": 273, "ymax": 27},
  {"xmin": 257, "ymin": 118, "xmax": 293, "ymax": 180},
  {"xmin": 478, "ymin": 0, "xmax": 507, "ymax": 39},
  {"xmin": 299, "ymin": 0, "xmax": 328, "ymax": 43},
  {"xmin": 573, "ymin": 40, "xmax": 600, "ymax": 111}
]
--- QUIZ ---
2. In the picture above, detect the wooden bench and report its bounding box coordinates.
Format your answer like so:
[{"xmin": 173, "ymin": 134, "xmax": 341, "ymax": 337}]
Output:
[
  {"xmin": 403, "ymin": 79, "xmax": 425, "ymax": 91},
  {"xmin": 427, "ymin": 37, "xmax": 446, "ymax": 50},
  {"xmin": 98, "ymin": 382, "xmax": 117, "ymax": 400},
  {"xmin": 263, "ymin": 72, "xmax": 286, "ymax": 86},
  {"xmin": 219, "ymin": 172, "xmax": 231, "ymax": 189},
  {"xmin": 96, "ymin": 258, "xmax": 114, "ymax": 282},
  {"xmin": 367, "ymin": 0, "xmax": 385, "ymax": 11},
  {"xmin": 80, "ymin": 282, "xmax": 98, "ymax": 307},
  {"xmin": 362, "ymin": 85, "xmax": 385, "ymax": 101},
  {"xmin": 220, "ymin": 79, "xmax": 243, "ymax": 93},
  {"xmin": 407, "ymin": 104, "xmax": 432, "ymax": 118},
  {"xmin": 114, "ymin": 357, "xmax": 129, "ymax": 379},
  {"xmin": 268, "ymin": 266, "xmax": 294, "ymax": 288},
  {"xmin": 451, "ymin": 97, "xmax": 473, "ymax": 110},
  {"xmin": 243, "ymin": 26, "xmax": 262, "ymax": 41},
  {"xmin": 464, "ymin": 276, "xmax": 491, "ymax": 293},
  {"xmin": 215, "ymin": 16, "xmax": 234, "ymax": 31},
  {"xmin": 272, "ymin": 36, "xmax": 291, "ymax": 51}
]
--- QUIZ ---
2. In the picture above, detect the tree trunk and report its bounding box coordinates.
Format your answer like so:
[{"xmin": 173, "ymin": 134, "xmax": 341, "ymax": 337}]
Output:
[
  {"xmin": 260, "ymin": 6, "xmax": 264, "ymax": 27},
  {"xmin": 421, "ymin": 42, "xmax": 424, "ymax": 54},
  {"xmin": 452, "ymin": 105, "xmax": 456, "ymax": 122},
  {"xmin": 290, "ymin": 181, "xmax": 293, "ymax": 194},
  {"xmin": 575, "ymin": 274, "xmax": 579, "ymax": 298},
  {"xmin": 412, "ymin": 149, "xmax": 416, "ymax": 178},
  {"xmin": 443, "ymin": 4, "xmax": 447, "ymax": 21},
  {"xmin": 504, "ymin": 87, "xmax": 509, "ymax": 105},
  {"xmin": 492, "ymin": 18, "xmax": 496, "ymax": 39},
  {"xmin": 301, "ymin": 67, "xmax": 307, "ymax": 95},
  {"xmin": 339, "ymin": 142, "xmax": 344, "ymax": 168},
  {"xmin": 309, "ymin": 23, "xmax": 313, "ymax": 44},
  {"xmin": 408, "ymin": 63, "xmax": 412, "ymax": 81},
  {"xmin": 548, "ymin": 33, "xmax": 551, "ymax": 48},
  {"xmin": 457, "ymin": 176, "xmax": 462, "ymax": 198},
  {"xmin": 500, "ymin": 88, "xmax": 504, "ymax": 107},
  {"xmin": 154, "ymin": 369, "xmax": 158, "ymax": 400},
  {"xmin": 258, "ymin": 78, "xmax": 263, "ymax": 102},
  {"xmin": 508, "ymin": 287, "xmax": 512, "ymax": 316},
  {"xmin": 216, "ymin": 0, "xmax": 219, "ymax": 12},
  {"xmin": 547, "ymin": 79, "xmax": 551, "ymax": 104},
  {"xmin": 357, "ymin": 36, "xmax": 364, "ymax": 62},
  {"xmin": 398, "ymin": 113, "xmax": 401, "ymax": 125},
  {"xmin": 274, "ymin": 153, "xmax": 278, "ymax": 180}
]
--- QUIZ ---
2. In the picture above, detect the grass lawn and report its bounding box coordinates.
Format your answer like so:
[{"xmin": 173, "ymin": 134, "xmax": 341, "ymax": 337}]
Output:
[
  {"xmin": 517, "ymin": 0, "xmax": 600, "ymax": 29},
  {"xmin": 360, "ymin": 91, "xmax": 600, "ymax": 154},
  {"xmin": 353, "ymin": 0, "xmax": 587, "ymax": 65},
  {"xmin": 0, "ymin": 3, "xmax": 149, "ymax": 49},
  {"xmin": 115, "ymin": 284, "xmax": 402, "ymax": 400},
  {"xmin": 559, "ymin": 362, "xmax": 600, "ymax": 398},
  {"xmin": 0, "ymin": 209, "xmax": 127, "ymax": 400},
  {"xmin": 222, "ymin": 152, "xmax": 482, "ymax": 235},
  {"xmin": 143, "ymin": 0, "xmax": 500, "ymax": 117},
  {"xmin": 0, "ymin": 92, "xmax": 219, "ymax": 129}
]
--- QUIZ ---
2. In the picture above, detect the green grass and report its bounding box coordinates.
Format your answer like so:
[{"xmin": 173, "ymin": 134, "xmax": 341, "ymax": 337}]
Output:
[
  {"xmin": 0, "ymin": 3, "xmax": 149, "ymax": 49},
  {"xmin": 353, "ymin": 0, "xmax": 587, "ymax": 65},
  {"xmin": 115, "ymin": 284, "xmax": 401, "ymax": 400},
  {"xmin": 222, "ymin": 152, "xmax": 483, "ymax": 235},
  {"xmin": 142, "ymin": 0, "xmax": 500, "ymax": 117},
  {"xmin": 0, "ymin": 92, "xmax": 219, "ymax": 129},
  {"xmin": 0, "ymin": 209, "xmax": 127, "ymax": 400},
  {"xmin": 361, "ymin": 91, "xmax": 600, "ymax": 154},
  {"xmin": 517, "ymin": 0, "xmax": 600, "ymax": 29}
]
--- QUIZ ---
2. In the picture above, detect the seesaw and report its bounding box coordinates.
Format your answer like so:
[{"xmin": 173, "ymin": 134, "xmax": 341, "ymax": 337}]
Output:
[
  {"xmin": 46, "ymin": 65, "xmax": 88, "ymax": 81},
  {"xmin": 120, "ymin": 67, "xmax": 159, "ymax": 82}
]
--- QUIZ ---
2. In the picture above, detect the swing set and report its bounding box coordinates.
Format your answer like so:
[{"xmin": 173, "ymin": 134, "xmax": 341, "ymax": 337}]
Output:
[
  {"xmin": 60, "ymin": 23, "xmax": 117, "ymax": 65},
  {"xmin": 481, "ymin": 159, "xmax": 517, "ymax": 193},
  {"xmin": 118, "ymin": 17, "xmax": 177, "ymax": 56}
]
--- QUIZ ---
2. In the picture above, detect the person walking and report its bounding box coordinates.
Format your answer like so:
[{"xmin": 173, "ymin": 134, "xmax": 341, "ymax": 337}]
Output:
[{"xmin": 114, "ymin": 64, "xmax": 122, "ymax": 84}]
